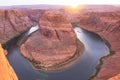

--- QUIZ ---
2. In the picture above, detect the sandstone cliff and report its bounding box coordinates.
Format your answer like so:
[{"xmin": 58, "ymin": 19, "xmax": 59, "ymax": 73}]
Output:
[{"xmin": 0, "ymin": 44, "xmax": 18, "ymax": 80}]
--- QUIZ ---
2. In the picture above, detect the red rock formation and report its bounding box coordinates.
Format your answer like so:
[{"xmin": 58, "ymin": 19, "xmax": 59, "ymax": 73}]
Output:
[
  {"xmin": 71, "ymin": 6, "xmax": 120, "ymax": 80},
  {"xmin": 0, "ymin": 44, "xmax": 18, "ymax": 80},
  {"xmin": 20, "ymin": 10, "xmax": 82, "ymax": 71},
  {"xmin": 0, "ymin": 9, "xmax": 35, "ymax": 44}
]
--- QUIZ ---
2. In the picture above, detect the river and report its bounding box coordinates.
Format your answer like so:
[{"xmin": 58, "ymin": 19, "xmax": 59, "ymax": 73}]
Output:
[{"xmin": 7, "ymin": 27, "xmax": 109, "ymax": 80}]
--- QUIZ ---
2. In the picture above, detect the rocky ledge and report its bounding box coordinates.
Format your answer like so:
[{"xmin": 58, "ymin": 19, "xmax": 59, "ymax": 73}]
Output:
[
  {"xmin": 20, "ymin": 10, "xmax": 83, "ymax": 71},
  {"xmin": 0, "ymin": 44, "xmax": 18, "ymax": 80}
]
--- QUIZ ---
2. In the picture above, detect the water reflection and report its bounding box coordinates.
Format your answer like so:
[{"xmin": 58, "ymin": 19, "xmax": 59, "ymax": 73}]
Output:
[
  {"xmin": 28, "ymin": 25, "xmax": 39, "ymax": 35},
  {"xmin": 7, "ymin": 27, "xmax": 109, "ymax": 80}
]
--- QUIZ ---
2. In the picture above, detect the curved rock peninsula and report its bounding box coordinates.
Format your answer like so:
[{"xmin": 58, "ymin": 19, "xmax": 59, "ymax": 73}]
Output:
[{"xmin": 20, "ymin": 10, "xmax": 83, "ymax": 71}]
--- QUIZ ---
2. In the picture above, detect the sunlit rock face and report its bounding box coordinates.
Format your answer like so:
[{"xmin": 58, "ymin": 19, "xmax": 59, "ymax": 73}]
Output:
[
  {"xmin": 20, "ymin": 10, "xmax": 79, "ymax": 71},
  {"xmin": 0, "ymin": 44, "xmax": 18, "ymax": 80},
  {"xmin": 0, "ymin": 9, "xmax": 35, "ymax": 44},
  {"xmin": 108, "ymin": 74, "xmax": 120, "ymax": 80},
  {"xmin": 71, "ymin": 5, "xmax": 120, "ymax": 80}
]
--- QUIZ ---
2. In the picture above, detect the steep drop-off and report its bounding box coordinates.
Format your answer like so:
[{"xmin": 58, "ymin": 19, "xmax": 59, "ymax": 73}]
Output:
[{"xmin": 0, "ymin": 44, "xmax": 18, "ymax": 80}]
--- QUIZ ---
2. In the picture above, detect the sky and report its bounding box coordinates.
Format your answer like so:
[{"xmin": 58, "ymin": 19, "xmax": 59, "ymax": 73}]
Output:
[{"xmin": 0, "ymin": 0, "xmax": 120, "ymax": 6}]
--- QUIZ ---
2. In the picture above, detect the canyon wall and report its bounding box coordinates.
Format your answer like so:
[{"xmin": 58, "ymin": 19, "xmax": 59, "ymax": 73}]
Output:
[
  {"xmin": 0, "ymin": 8, "xmax": 44, "ymax": 80},
  {"xmin": 0, "ymin": 9, "xmax": 36, "ymax": 80},
  {"xmin": 0, "ymin": 9, "xmax": 36, "ymax": 44},
  {"xmin": 71, "ymin": 6, "xmax": 120, "ymax": 80}
]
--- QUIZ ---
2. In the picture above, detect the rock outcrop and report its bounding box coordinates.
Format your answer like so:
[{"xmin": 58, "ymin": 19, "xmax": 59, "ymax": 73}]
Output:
[
  {"xmin": 0, "ymin": 9, "xmax": 35, "ymax": 44},
  {"xmin": 0, "ymin": 44, "xmax": 18, "ymax": 80},
  {"xmin": 71, "ymin": 6, "xmax": 120, "ymax": 80},
  {"xmin": 20, "ymin": 10, "xmax": 82, "ymax": 71}
]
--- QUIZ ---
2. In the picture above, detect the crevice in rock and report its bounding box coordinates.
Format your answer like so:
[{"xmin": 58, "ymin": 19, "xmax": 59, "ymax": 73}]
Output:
[{"xmin": 55, "ymin": 29, "xmax": 61, "ymax": 41}]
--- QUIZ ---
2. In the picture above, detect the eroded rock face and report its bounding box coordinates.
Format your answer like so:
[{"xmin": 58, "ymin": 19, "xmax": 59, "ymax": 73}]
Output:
[
  {"xmin": 0, "ymin": 44, "xmax": 18, "ymax": 80},
  {"xmin": 26, "ymin": 9, "xmax": 44, "ymax": 22},
  {"xmin": 0, "ymin": 9, "xmax": 35, "ymax": 44},
  {"xmin": 71, "ymin": 6, "xmax": 120, "ymax": 80},
  {"xmin": 20, "ymin": 10, "xmax": 80, "ymax": 71}
]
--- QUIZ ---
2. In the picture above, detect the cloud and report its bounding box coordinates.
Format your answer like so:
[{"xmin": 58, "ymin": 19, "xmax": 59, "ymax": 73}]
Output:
[{"xmin": 0, "ymin": 0, "xmax": 119, "ymax": 6}]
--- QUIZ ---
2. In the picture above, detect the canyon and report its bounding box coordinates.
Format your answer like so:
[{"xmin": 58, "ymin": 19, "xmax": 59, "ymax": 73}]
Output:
[
  {"xmin": 0, "ymin": 5, "xmax": 120, "ymax": 80},
  {"xmin": 0, "ymin": 7, "xmax": 83, "ymax": 79}
]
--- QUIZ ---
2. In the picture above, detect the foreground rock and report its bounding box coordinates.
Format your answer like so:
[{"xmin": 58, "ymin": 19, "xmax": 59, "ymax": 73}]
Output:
[
  {"xmin": 20, "ymin": 10, "xmax": 83, "ymax": 71},
  {"xmin": 0, "ymin": 44, "xmax": 18, "ymax": 80},
  {"xmin": 0, "ymin": 9, "xmax": 35, "ymax": 44},
  {"xmin": 70, "ymin": 5, "xmax": 120, "ymax": 80}
]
